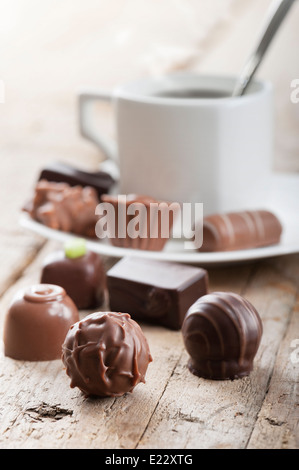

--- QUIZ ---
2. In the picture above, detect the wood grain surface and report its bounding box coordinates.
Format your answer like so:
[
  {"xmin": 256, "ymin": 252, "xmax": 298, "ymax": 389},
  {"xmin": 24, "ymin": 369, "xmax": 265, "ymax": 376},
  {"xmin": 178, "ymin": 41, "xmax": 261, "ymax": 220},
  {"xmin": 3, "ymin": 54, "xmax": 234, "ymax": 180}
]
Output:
[{"xmin": 0, "ymin": 239, "xmax": 298, "ymax": 449}]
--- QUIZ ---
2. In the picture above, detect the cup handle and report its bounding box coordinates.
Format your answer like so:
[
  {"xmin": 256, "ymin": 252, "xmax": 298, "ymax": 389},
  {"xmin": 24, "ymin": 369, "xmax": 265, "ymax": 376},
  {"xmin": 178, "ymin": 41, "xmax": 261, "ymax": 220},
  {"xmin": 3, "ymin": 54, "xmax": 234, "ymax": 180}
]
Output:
[{"xmin": 78, "ymin": 89, "xmax": 118, "ymax": 163}]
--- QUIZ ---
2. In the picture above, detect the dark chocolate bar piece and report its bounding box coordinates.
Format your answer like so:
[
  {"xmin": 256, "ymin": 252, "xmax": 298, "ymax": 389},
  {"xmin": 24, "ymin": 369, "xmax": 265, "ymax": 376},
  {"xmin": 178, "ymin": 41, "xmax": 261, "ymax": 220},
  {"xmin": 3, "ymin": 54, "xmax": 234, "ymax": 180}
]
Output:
[
  {"xmin": 107, "ymin": 257, "xmax": 208, "ymax": 330},
  {"xmin": 39, "ymin": 161, "xmax": 115, "ymax": 198}
]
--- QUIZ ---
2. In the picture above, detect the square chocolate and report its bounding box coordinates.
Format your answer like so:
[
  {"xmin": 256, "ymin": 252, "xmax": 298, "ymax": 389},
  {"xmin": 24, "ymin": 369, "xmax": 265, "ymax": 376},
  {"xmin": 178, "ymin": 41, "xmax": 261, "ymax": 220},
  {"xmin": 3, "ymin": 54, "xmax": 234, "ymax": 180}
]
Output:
[{"xmin": 107, "ymin": 257, "xmax": 208, "ymax": 330}]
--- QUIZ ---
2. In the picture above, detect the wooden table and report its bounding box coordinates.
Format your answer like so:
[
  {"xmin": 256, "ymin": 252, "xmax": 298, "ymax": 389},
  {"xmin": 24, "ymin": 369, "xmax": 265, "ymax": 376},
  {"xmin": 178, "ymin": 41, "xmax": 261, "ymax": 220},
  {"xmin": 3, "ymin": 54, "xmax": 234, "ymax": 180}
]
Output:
[{"xmin": 0, "ymin": 221, "xmax": 298, "ymax": 449}]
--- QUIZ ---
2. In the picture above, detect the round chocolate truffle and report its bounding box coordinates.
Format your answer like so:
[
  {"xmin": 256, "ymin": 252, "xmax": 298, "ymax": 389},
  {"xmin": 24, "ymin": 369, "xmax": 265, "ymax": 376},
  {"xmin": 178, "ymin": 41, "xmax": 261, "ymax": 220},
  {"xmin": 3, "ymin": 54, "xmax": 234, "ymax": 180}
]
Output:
[
  {"xmin": 182, "ymin": 292, "xmax": 263, "ymax": 380},
  {"xmin": 4, "ymin": 284, "xmax": 79, "ymax": 361},
  {"xmin": 62, "ymin": 311, "xmax": 153, "ymax": 397},
  {"xmin": 41, "ymin": 240, "xmax": 106, "ymax": 309}
]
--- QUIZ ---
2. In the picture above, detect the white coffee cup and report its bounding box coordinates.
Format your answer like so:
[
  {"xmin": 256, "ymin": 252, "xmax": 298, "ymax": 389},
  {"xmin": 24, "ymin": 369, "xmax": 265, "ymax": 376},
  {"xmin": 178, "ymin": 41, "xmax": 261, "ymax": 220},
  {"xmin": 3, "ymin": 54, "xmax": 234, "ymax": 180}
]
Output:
[{"xmin": 79, "ymin": 73, "xmax": 273, "ymax": 214}]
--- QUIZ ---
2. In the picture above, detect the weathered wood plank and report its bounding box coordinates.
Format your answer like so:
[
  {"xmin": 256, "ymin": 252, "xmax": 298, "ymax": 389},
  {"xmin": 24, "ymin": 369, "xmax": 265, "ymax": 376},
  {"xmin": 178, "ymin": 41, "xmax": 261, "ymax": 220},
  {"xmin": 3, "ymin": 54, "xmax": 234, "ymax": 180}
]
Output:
[
  {"xmin": 0, "ymin": 232, "xmax": 45, "ymax": 298},
  {"xmin": 247, "ymin": 257, "xmax": 299, "ymax": 449},
  {"xmin": 0, "ymin": 238, "xmax": 298, "ymax": 449},
  {"xmin": 136, "ymin": 256, "xmax": 299, "ymax": 449},
  {"xmin": 0, "ymin": 328, "xmax": 180, "ymax": 449},
  {"xmin": 0, "ymin": 241, "xmax": 181, "ymax": 448},
  {"xmin": 247, "ymin": 298, "xmax": 299, "ymax": 449}
]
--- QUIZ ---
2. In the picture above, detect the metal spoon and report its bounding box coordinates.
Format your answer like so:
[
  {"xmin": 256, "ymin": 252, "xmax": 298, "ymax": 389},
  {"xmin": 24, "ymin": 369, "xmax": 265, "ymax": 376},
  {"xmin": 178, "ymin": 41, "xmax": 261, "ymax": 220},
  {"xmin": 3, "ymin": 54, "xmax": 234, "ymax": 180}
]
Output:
[{"xmin": 232, "ymin": 0, "xmax": 297, "ymax": 97}]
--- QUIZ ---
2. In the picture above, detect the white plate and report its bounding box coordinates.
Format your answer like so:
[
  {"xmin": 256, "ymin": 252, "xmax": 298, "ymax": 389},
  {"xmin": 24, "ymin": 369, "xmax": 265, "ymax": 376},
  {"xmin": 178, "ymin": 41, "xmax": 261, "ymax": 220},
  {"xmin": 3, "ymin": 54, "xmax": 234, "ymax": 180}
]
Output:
[{"xmin": 19, "ymin": 173, "xmax": 299, "ymax": 266}]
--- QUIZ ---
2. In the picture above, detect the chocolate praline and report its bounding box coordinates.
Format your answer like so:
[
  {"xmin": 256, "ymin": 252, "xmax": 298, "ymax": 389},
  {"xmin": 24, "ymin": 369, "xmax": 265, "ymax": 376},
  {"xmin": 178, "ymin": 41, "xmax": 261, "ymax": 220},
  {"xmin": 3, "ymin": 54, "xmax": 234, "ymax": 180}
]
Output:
[
  {"xmin": 41, "ymin": 249, "xmax": 106, "ymax": 309},
  {"xmin": 23, "ymin": 180, "xmax": 100, "ymax": 238},
  {"xmin": 100, "ymin": 194, "xmax": 177, "ymax": 251},
  {"xmin": 4, "ymin": 284, "xmax": 79, "ymax": 361},
  {"xmin": 62, "ymin": 311, "xmax": 153, "ymax": 397},
  {"xmin": 198, "ymin": 209, "xmax": 282, "ymax": 252},
  {"xmin": 38, "ymin": 161, "xmax": 115, "ymax": 199},
  {"xmin": 182, "ymin": 292, "xmax": 263, "ymax": 380}
]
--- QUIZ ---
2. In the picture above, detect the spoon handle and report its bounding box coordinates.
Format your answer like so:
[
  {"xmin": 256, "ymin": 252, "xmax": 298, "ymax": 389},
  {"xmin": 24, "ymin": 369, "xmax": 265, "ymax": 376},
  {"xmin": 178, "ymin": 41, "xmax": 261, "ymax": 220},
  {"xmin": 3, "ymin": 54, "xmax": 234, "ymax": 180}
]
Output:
[{"xmin": 232, "ymin": 0, "xmax": 296, "ymax": 97}]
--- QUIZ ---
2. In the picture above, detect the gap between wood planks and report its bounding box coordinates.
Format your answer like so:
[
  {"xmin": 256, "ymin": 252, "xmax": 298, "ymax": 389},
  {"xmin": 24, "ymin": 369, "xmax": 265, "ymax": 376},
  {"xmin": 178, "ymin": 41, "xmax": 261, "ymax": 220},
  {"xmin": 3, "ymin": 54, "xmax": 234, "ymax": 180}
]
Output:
[{"xmin": 134, "ymin": 349, "xmax": 186, "ymax": 450}]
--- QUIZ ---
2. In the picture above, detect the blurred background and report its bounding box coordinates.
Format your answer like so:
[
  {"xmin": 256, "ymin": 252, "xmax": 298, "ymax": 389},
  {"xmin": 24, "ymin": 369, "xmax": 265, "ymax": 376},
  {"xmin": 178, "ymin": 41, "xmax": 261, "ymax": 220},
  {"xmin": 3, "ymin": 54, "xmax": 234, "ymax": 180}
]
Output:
[{"xmin": 0, "ymin": 0, "xmax": 298, "ymax": 215}]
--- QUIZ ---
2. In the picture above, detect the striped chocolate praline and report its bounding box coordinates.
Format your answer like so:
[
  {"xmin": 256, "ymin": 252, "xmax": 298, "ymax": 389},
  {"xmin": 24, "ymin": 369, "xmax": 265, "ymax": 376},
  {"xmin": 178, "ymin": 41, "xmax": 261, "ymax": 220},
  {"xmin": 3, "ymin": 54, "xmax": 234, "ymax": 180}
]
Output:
[
  {"xmin": 182, "ymin": 292, "xmax": 263, "ymax": 380},
  {"xmin": 198, "ymin": 209, "xmax": 282, "ymax": 252}
]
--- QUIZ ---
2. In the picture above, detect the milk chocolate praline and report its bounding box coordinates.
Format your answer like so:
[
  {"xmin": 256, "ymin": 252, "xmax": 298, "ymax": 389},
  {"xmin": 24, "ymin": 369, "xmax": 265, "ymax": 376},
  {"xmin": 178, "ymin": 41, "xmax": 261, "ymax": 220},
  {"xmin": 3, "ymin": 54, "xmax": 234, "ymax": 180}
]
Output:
[
  {"xmin": 23, "ymin": 180, "xmax": 100, "ymax": 238},
  {"xmin": 4, "ymin": 284, "xmax": 79, "ymax": 361},
  {"xmin": 101, "ymin": 194, "xmax": 177, "ymax": 251},
  {"xmin": 41, "ymin": 246, "xmax": 106, "ymax": 310},
  {"xmin": 199, "ymin": 209, "xmax": 282, "ymax": 252},
  {"xmin": 182, "ymin": 292, "xmax": 263, "ymax": 380},
  {"xmin": 62, "ymin": 311, "xmax": 153, "ymax": 397}
]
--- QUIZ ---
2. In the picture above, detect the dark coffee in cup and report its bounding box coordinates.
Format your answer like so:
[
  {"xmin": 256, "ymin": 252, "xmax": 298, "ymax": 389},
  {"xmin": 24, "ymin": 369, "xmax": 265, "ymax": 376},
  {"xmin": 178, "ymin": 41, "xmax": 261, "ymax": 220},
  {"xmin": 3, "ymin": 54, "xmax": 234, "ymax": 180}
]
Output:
[{"xmin": 153, "ymin": 89, "xmax": 229, "ymax": 99}]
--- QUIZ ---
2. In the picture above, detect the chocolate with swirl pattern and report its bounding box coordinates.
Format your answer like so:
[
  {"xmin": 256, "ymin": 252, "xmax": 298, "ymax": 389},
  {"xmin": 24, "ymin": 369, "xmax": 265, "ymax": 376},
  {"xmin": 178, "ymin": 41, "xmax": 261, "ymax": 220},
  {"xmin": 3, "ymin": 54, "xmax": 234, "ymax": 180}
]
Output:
[
  {"xmin": 182, "ymin": 292, "xmax": 263, "ymax": 380},
  {"xmin": 62, "ymin": 311, "xmax": 152, "ymax": 397}
]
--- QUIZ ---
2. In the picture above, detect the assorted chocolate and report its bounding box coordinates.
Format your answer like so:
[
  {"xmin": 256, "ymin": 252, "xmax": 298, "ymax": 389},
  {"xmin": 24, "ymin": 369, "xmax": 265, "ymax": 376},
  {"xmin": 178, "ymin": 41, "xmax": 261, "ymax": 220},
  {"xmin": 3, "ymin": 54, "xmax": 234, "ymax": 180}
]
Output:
[
  {"xmin": 199, "ymin": 209, "xmax": 282, "ymax": 252},
  {"xmin": 41, "ymin": 239, "xmax": 106, "ymax": 309},
  {"xmin": 6, "ymin": 172, "xmax": 272, "ymax": 396},
  {"xmin": 4, "ymin": 284, "xmax": 79, "ymax": 361},
  {"xmin": 182, "ymin": 292, "xmax": 263, "ymax": 380},
  {"xmin": 23, "ymin": 180, "xmax": 100, "ymax": 238},
  {"xmin": 100, "ymin": 194, "xmax": 177, "ymax": 251},
  {"xmin": 62, "ymin": 311, "xmax": 153, "ymax": 397},
  {"xmin": 107, "ymin": 257, "xmax": 208, "ymax": 330},
  {"xmin": 25, "ymin": 165, "xmax": 283, "ymax": 255},
  {"xmin": 3, "ymin": 242, "xmax": 264, "ymax": 392},
  {"xmin": 39, "ymin": 161, "xmax": 115, "ymax": 199}
]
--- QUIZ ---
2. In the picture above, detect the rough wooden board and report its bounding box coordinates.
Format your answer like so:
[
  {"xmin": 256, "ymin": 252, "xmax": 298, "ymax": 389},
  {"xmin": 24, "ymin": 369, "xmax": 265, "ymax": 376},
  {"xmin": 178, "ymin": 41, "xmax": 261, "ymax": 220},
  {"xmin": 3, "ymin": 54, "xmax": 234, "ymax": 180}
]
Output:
[
  {"xmin": 0, "ymin": 240, "xmax": 256, "ymax": 449},
  {"xmin": 0, "ymin": 237, "xmax": 298, "ymax": 449},
  {"xmin": 247, "ymin": 280, "xmax": 299, "ymax": 449},
  {"xmin": 136, "ymin": 255, "xmax": 299, "ymax": 449},
  {"xmin": 0, "ymin": 246, "xmax": 256, "ymax": 449},
  {"xmin": 0, "ymin": 232, "xmax": 45, "ymax": 298},
  {"xmin": 0, "ymin": 321, "xmax": 183, "ymax": 449},
  {"xmin": 0, "ymin": 240, "xmax": 181, "ymax": 449}
]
